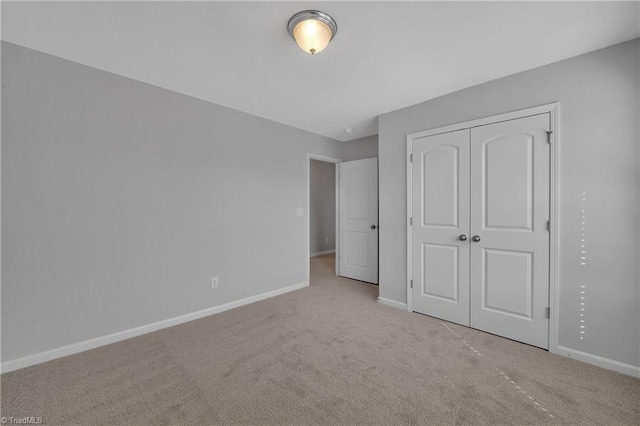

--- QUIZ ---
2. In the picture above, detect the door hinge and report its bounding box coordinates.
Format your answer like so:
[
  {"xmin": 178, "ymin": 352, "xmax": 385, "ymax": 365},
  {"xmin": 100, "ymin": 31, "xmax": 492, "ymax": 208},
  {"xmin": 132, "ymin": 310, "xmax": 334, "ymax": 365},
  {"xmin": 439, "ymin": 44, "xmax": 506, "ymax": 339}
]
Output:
[
  {"xmin": 545, "ymin": 307, "xmax": 551, "ymax": 318},
  {"xmin": 546, "ymin": 130, "xmax": 553, "ymax": 144},
  {"xmin": 547, "ymin": 220, "xmax": 551, "ymax": 232},
  {"xmin": 410, "ymin": 279, "xmax": 413, "ymax": 289},
  {"xmin": 410, "ymin": 216, "xmax": 413, "ymax": 226},
  {"xmin": 410, "ymin": 153, "xmax": 413, "ymax": 162}
]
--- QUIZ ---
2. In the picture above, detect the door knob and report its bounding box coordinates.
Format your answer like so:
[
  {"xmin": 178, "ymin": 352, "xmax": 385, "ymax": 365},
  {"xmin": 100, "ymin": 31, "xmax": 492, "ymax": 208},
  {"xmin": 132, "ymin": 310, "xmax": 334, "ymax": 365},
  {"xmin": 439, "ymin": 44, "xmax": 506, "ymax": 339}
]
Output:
[
  {"xmin": 472, "ymin": 235, "xmax": 481, "ymax": 242},
  {"xmin": 458, "ymin": 234, "xmax": 467, "ymax": 241},
  {"xmin": 371, "ymin": 225, "xmax": 377, "ymax": 229}
]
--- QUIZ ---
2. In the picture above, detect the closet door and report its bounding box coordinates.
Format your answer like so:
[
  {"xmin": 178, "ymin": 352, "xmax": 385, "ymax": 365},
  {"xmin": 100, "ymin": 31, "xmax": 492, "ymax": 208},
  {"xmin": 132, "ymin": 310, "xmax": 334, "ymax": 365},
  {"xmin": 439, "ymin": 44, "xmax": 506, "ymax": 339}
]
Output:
[
  {"xmin": 411, "ymin": 130, "xmax": 470, "ymax": 326},
  {"xmin": 469, "ymin": 114, "xmax": 550, "ymax": 349}
]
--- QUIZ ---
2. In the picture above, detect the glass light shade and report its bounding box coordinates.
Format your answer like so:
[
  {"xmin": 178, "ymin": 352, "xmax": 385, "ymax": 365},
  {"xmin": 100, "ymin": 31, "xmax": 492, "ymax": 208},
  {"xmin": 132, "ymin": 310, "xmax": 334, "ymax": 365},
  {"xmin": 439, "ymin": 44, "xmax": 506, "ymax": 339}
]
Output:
[
  {"xmin": 288, "ymin": 11, "xmax": 337, "ymax": 55},
  {"xmin": 292, "ymin": 19, "xmax": 332, "ymax": 55}
]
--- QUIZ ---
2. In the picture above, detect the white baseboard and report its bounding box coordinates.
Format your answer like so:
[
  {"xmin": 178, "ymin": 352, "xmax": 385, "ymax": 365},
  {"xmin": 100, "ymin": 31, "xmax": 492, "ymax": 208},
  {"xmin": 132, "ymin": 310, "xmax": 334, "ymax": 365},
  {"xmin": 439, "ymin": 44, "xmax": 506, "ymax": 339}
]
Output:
[
  {"xmin": 310, "ymin": 250, "xmax": 335, "ymax": 258},
  {"xmin": 1, "ymin": 281, "xmax": 309, "ymax": 374},
  {"xmin": 377, "ymin": 297, "xmax": 408, "ymax": 311},
  {"xmin": 557, "ymin": 345, "xmax": 640, "ymax": 378}
]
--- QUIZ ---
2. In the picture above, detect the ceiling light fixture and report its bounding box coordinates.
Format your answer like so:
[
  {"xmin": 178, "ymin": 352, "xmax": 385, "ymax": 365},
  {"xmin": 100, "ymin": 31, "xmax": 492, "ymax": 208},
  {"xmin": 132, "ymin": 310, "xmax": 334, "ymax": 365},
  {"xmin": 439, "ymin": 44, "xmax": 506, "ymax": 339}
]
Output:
[{"xmin": 287, "ymin": 10, "xmax": 337, "ymax": 55}]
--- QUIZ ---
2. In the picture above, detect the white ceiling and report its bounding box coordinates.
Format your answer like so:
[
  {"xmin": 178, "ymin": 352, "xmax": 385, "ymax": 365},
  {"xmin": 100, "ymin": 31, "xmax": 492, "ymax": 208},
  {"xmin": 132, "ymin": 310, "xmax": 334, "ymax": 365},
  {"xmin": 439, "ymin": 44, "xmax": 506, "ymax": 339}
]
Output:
[{"xmin": 2, "ymin": 1, "xmax": 639, "ymax": 141}]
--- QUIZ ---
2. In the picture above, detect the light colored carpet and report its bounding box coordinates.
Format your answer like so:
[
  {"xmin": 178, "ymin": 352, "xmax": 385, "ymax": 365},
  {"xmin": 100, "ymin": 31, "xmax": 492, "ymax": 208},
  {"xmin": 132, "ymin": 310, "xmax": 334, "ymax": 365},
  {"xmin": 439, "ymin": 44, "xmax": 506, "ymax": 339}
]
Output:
[{"xmin": 2, "ymin": 254, "xmax": 639, "ymax": 425}]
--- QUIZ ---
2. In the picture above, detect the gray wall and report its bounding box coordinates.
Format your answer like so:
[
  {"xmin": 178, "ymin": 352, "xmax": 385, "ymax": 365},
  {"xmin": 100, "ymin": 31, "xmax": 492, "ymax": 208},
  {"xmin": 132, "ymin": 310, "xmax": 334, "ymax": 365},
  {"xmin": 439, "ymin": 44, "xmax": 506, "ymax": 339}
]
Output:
[
  {"xmin": 1, "ymin": 42, "xmax": 345, "ymax": 362},
  {"xmin": 378, "ymin": 39, "xmax": 639, "ymax": 368},
  {"xmin": 342, "ymin": 135, "xmax": 378, "ymax": 161},
  {"xmin": 310, "ymin": 160, "xmax": 336, "ymax": 255}
]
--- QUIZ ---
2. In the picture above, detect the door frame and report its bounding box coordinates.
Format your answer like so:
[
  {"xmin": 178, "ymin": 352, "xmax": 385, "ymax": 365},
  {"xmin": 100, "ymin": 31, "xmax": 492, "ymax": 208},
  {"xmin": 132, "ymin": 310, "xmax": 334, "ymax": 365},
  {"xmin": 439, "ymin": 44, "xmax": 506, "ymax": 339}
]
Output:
[
  {"xmin": 307, "ymin": 153, "xmax": 343, "ymax": 283},
  {"xmin": 405, "ymin": 102, "xmax": 560, "ymax": 354}
]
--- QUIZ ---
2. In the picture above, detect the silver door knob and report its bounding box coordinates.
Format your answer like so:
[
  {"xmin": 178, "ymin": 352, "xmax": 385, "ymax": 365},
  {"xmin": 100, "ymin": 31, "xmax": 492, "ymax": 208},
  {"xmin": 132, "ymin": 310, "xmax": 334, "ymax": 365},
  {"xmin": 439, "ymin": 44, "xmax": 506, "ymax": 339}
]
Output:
[
  {"xmin": 458, "ymin": 234, "xmax": 467, "ymax": 241},
  {"xmin": 472, "ymin": 235, "xmax": 481, "ymax": 242},
  {"xmin": 371, "ymin": 225, "xmax": 377, "ymax": 229}
]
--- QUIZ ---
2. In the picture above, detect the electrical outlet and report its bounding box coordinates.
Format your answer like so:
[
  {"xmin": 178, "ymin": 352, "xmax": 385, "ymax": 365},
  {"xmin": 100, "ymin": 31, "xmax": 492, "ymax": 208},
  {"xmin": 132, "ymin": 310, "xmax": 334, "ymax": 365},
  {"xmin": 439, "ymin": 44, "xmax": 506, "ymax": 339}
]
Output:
[
  {"xmin": 324, "ymin": 237, "xmax": 329, "ymax": 244},
  {"xmin": 211, "ymin": 277, "xmax": 219, "ymax": 288}
]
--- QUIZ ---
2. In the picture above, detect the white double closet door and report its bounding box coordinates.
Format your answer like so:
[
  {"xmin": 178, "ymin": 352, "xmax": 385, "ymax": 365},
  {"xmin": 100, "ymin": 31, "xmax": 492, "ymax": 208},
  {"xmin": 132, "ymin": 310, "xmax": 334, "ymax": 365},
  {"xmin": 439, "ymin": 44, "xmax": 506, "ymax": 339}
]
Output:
[{"xmin": 411, "ymin": 113, "xmax": 550, "ymax": 349}]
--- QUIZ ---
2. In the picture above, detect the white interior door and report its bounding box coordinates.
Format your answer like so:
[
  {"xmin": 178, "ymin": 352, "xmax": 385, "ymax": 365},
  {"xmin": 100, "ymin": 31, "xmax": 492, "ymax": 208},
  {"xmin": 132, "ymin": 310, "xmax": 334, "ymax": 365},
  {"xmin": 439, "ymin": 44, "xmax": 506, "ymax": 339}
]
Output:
[
  {"xmin": 469, "ymin": 114, "xmax": 550, "ymax": 349},
  {"xmin": 339, "ymin": 158, "xmax": 378, "ymax": 284},
  {"xmin": 411, "ymin": 130, "xmax": 470, "ymax": 326},
  {"xmin": 410, "ymin": 113, "xmax": 551, "ymax": 349}
]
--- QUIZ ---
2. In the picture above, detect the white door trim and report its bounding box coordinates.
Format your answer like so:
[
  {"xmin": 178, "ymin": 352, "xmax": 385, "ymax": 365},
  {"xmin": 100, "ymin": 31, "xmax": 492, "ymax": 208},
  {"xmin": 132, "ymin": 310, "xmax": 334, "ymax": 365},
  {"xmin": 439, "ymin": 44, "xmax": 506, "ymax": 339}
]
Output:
[
  {"xmin": 406, "ymin": 102, "xmax": 560, "ymax": 354},
  {"xmin": 307, "ymin": 153, "xmax": 343, "ymax": 282}
]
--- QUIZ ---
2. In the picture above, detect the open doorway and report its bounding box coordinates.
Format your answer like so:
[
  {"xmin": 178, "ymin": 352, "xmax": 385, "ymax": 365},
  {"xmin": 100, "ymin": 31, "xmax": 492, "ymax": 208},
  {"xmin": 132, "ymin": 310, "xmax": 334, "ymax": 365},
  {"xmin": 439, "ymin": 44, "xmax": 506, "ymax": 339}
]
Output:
[
  {"xmin": 306, "ymin": 154, "xmax": 379, "ymax": 286},
  {"xmin": 310, "ymin": 159, "xmax": 337, "ymax": 257},
  {"xmin": 307, "ymin": 154, "xmax": 342, "ymax": 283}
]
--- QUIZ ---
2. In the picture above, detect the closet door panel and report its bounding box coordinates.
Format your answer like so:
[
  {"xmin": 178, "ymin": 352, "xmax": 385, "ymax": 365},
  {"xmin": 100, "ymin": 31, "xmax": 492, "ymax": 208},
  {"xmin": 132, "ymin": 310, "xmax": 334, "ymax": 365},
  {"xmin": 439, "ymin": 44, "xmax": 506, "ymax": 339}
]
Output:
[
  {"xmin": 469, "ymin": 114, "xmax": 550, "ymax": 349},
  {"xmin": 411, "ymin": 130, "xmax": 470, "ymax": 326}
]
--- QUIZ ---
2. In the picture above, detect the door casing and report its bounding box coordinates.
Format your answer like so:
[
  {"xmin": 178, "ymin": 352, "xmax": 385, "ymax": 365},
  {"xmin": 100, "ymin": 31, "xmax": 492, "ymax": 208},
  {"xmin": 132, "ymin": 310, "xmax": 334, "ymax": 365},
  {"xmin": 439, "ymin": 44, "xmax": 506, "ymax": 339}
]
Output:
[{"xmin": 406, "ymin": 103, "xmax": 560, "ymax": 354}]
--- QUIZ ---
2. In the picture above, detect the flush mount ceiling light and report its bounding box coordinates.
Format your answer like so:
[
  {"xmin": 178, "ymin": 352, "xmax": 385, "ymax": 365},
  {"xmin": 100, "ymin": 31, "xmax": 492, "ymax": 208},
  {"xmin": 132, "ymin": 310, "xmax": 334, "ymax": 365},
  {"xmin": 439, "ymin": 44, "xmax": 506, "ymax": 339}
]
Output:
[{"xmin": 287, "ymin": 10, "xmax": 337, "ymax": 55}]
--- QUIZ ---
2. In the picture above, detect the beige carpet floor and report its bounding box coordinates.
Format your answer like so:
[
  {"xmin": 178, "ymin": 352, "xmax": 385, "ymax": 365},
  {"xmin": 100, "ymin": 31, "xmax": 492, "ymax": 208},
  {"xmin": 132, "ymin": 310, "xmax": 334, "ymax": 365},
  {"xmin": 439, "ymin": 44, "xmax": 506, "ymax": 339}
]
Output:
[{"xmin": 1, "ymin": 254, "xmax": 639, "ymax": 425}]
